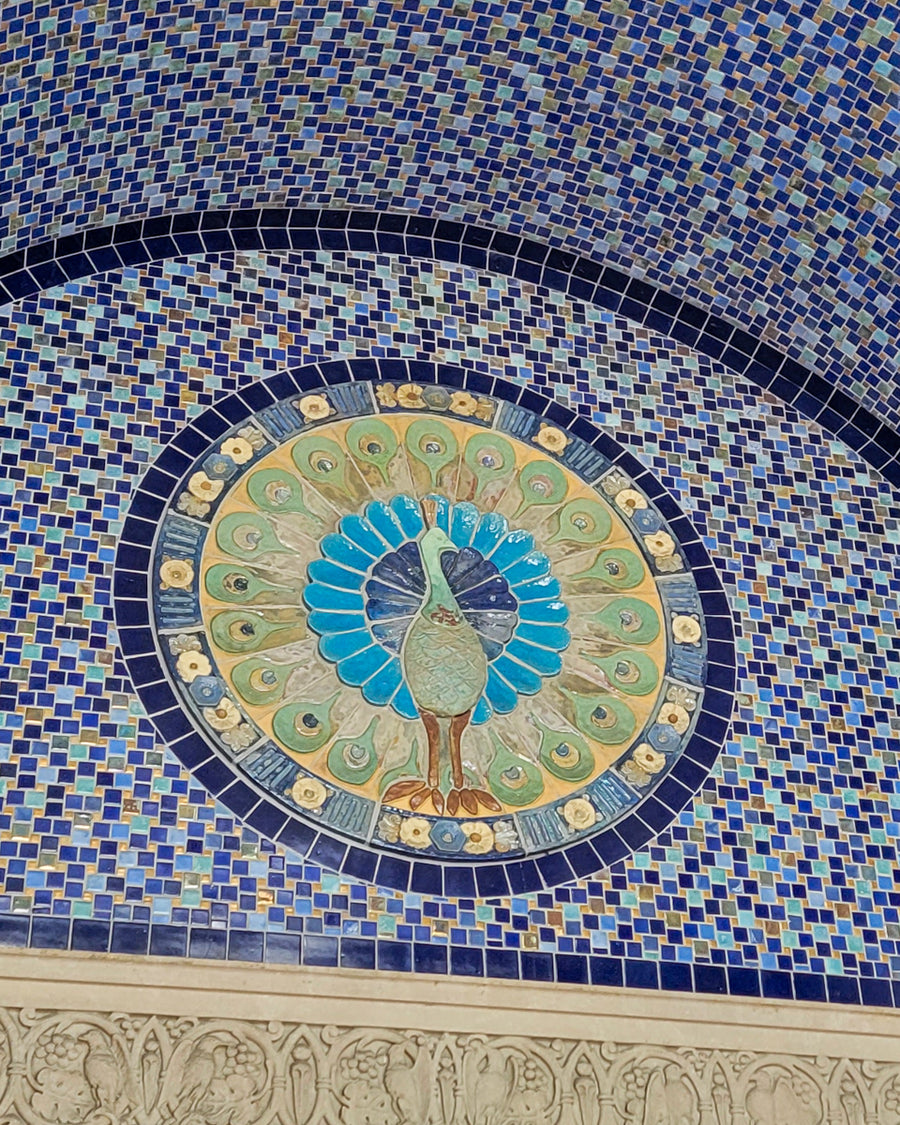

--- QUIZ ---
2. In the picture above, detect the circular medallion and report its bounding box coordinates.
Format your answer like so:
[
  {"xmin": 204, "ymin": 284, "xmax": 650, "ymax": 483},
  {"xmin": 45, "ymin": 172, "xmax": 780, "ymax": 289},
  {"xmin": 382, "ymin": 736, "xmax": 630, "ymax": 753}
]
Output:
[{"xmin": 115, "ymin": 361, "xmax": 734, "ymax": 893}]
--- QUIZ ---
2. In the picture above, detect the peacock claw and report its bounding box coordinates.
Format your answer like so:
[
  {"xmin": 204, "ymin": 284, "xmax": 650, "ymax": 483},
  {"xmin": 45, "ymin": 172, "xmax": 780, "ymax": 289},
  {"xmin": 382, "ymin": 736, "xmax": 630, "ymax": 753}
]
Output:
[
  {"xmin": 409, "ymin": 786, "xmax": 444, "ymax": 814},
  {"xmin": 472, "ymin": 787, "xmax": 502, "ymax": 813},
  {"xmin": 384, "ymin": 780, "xmax": 498, "ymax": 817},
  {"xmin": 448, "ymin": 788, "xmax": 502, "ymax": 816},
  {"xmin": 383, "ymin": 778, "xmax": 426, "ymax": 805},
  {"xmin": 385, "ymin": 781, "xmax": 445, "ymax": 815}
]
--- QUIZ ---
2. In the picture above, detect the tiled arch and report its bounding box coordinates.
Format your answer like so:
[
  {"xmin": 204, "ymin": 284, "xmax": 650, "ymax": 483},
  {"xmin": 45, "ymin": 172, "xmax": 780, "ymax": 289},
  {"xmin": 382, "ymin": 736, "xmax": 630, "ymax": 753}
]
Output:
[
  {"xmin": 0, "ymin": 207, "xmax": 898, "ymax": 488},
  {"xmin": 1, "ymin": 206, "xmax": 898, "ymax": 1011}
]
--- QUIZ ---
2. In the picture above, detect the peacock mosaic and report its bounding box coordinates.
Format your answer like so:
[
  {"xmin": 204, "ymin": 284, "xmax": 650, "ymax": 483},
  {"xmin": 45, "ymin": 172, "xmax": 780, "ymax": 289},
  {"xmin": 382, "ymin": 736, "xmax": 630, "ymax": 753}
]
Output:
[{"xmin": 135, "ymin": 374, "xmax": 713, "ymax": 870}]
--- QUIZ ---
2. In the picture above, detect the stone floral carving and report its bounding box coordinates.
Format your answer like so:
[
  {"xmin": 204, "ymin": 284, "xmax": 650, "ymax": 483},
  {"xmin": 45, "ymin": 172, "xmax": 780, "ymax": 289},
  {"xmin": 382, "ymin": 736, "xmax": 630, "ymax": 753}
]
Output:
[{"xmin": 0, "ymin": 1005, "xmax": 896, "ymax": 1123}]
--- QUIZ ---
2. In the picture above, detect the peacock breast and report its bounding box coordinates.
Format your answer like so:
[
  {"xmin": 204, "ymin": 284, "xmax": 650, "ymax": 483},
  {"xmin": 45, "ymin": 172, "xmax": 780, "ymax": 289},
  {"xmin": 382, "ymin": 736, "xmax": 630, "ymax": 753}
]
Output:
[{"xmin": 402, "ymin": 613, "xmax": 488, "ymax": 717}]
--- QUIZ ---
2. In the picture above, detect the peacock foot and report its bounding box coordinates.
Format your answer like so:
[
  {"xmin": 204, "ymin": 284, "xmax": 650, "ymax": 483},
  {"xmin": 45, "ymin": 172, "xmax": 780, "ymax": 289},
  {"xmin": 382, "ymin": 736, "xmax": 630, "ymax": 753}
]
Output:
[
  {"xmin": 382, "ymin": 779, "xmax": 445, "ymax": 815},
  {"xmin": 446, "ymin": 787, "xmax": 503, "ymax": 816}
]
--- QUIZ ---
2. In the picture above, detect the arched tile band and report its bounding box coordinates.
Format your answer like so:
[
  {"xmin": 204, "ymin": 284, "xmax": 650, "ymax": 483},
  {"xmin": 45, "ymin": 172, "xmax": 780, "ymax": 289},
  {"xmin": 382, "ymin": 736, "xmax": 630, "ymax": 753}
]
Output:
[{"xmin": 0, "ymin": 209, "xmax": 896, "ymax": 487}]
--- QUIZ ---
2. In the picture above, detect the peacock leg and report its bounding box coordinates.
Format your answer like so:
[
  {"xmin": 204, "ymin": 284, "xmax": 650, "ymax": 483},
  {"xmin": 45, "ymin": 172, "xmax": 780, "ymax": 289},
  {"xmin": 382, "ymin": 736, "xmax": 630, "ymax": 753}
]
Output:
[
  {"xmin": 425, "ymin": 712, "xmax": 442, "ymax": 789},
  {"xmin": 382, "ymin": 711, "xmax": 444, "ymax": 813},
  {"xmin": 410, "ymin": 710, "xmax": 444, "ymax": 814},
  {"xmin": 448, "ymin": 711, "xmax": 469, "ymax": 790},
  {"xmin": 447, "ymin": 712, "xmax": 502, "ymax": 816}
]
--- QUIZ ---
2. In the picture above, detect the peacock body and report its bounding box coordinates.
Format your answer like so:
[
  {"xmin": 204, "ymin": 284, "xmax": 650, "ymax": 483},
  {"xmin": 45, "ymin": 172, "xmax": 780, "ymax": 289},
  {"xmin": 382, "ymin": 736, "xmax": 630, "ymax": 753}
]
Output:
[
  {"xmin": 402, "ymin": 527, "xmax": 488, "ymax": 717},
  {"xmin": 388, "ymin": 521, "xmax": 498, "ymax": 814}
]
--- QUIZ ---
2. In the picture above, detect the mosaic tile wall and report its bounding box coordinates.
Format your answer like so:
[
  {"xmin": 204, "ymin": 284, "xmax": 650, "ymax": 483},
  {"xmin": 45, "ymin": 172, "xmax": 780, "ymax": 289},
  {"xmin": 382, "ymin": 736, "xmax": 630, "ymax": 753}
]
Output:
[
  {"xmin": 0, "ymin": 0, "xmax": 900, "ymax": 435},
  {"xmin": 1, "ymin": 248, "xmax": 899, "ymax": 1005}
]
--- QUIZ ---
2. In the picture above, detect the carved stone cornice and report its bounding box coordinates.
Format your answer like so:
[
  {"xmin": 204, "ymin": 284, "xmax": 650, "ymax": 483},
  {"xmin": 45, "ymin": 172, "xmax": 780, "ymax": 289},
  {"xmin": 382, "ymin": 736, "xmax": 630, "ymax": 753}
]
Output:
[{"xmin": 0, "ymin": 948, "xmax": 897, "ymax": 1123}]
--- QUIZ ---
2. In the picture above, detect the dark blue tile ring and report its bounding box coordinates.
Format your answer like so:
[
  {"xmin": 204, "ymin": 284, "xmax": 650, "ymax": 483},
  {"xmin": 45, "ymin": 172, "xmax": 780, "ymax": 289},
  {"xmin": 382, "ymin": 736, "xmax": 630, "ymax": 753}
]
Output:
[{"xmin": 113, "ymin": 358, "xmax": 736, "ymax": 892}]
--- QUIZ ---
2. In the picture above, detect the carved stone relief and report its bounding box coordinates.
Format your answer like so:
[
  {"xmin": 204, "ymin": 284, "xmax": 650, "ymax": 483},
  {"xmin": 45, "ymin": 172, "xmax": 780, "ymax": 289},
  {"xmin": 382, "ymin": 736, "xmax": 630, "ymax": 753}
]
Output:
[{"xmin": 0, "ymin": 1006, "xmax": 894, "ymax": 1124}]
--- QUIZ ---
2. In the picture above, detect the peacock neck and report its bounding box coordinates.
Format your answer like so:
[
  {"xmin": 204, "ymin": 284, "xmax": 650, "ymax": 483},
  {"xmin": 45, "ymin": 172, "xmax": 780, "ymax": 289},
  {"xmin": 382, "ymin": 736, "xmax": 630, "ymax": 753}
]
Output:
[{"xmin": 420, "ymin": 536, "xmax": 460, "ymax": 621}]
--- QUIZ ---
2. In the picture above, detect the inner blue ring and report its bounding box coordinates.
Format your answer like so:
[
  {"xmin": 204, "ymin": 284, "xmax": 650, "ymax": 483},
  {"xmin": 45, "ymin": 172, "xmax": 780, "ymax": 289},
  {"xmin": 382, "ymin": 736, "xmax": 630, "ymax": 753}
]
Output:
[{"xmin": 366, "ymin": 541, "xmax": 518, "ymax": 659}]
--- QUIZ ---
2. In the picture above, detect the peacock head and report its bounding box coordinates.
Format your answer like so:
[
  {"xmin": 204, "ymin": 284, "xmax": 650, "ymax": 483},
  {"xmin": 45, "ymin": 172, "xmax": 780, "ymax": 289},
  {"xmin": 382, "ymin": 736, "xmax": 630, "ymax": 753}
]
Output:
[
  {"xmin": 419, "ymin": 524, "xmax": 457, "ymax": 572},
  {"xmin": 418, "ymin": 520, "xmax": 461, "ymax": 623}
]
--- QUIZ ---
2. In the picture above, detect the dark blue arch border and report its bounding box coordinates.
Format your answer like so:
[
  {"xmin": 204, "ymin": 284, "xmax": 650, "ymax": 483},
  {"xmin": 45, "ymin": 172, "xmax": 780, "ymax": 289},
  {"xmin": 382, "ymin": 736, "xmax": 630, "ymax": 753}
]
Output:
[
  {"xmin": 0, "ymin": 207, "xmax": 898, "ymax": 488},
  {"xmin": 113, "ymin": 359, "xmax": 736, "ymax": 899}
]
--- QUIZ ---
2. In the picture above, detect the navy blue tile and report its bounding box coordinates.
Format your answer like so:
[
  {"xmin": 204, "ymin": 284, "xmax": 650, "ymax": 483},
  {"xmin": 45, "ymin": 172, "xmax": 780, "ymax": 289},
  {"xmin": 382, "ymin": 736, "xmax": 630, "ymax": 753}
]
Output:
[
  {"xmin": 148, "ymin": 701, "xmax": 190, "ymax": 738},
  {"xmin": 590, "ymin": 956, "xmax": 624, "ymax": 988},
  {"xmin": 30, "ymin": 916, "xmax": 71, "ymax": 950},
  {"xmin": 624, "ymin": 959, "xmax": 658, "ymax": 990},
  {"xmin": 450, "ymin": 946, "xmax": 484, "ymax": 977},
  {"xmin": 375, "ymin": 855, "xmax": 410, "ymax": 892},
  {"xmin": 170, "ymin": 733, "xmax": 214, "ymax": 769},
  {"xmin": 189, "ymin": 928, "xmax": 227, "ymax": 960},
  {"xmin": 277, "ymin": 820, "xmax": 317, "ymax": 857},
  {"xmin": 826, "ymin": 976, "xmax": 860, "ymax": 1005},
  {"xmin": 860, "ymin": 978, "xmax": 892, "ymax": 1008},
  {"xmin": 521, "ymin": 951, "xmax": 554, "ymax": 983},
  {"xmin": 505, "ymin": 860, "xmax": 543, "ymax": 894},
  {"xmin": 557, "ymin": 953, "xmax": 588, "ymax": 985},
  {"xmin": 341, "ymin": 938, "xmax": 376, "ymax": 971},
  {"xmin": 71, "ymin": 920, "xmax": 110, "ymax": 953},
  {"xmin": 310, "ymin": 835, "xmax": 347, "ymax": 872},
  {"xmin": 414, "ymin": 943, "xmax": 448, "ymax": 975},
  {"xmin": 410, "ymin": 862, "xmax": 443, "ymax": 896},
  {"xmin": 761, "ymin": 971, "xmax": 793, "ymax": 1001},
  {"xmin": 565, "ymin": 841, "xmax": 601, "ymax": 878},
  {"xmin": 660, "ymin": 962, "xmax": 692, "ymax": 992},
  {"xmin": 475, "ymin": 864, "xmax": 509, "ymax": 898},
  {"xmin": 535, "ymin": 852, "xmax": 574, "ymax": 887},
  {"xmin": 616, "ymin": 816, "xmax": 654, "ymax": 852},
  {"xmin": 342, "ymin": 847, "xmax": 379, "ymax": 884},
  {"xmin": 111, "ymin": 923, "xmax": 150, "ymax": 956},
  {"xmin": 378, "ymin": 940, "xmax": 412, "ymax": 973},
  {"xmin": 443, "ymin": 866, "xmax": 476, "ymax": 898},
  {"xmin": 247, "ymin": 803, "xmax": 288, "ymax": 840},
  {"xmin": 194, "ymin": 758, "xmax": 236, "ymax": 796},
  {"xmin": 694, "ymin": 964, "xmax": 727, "ymax": 995},
  {"xmin": 485, "ymin": 949, "xmax": 519, "ymax": 980},
  {"xmin": 150, "ymin": 925, "xmax": 187, "ymax": 958},
  {"xmin": 728, "ymin": 967, "xmax": 760, "ymax": 998},
  {"xmin": 228, "ymin": 930, "xmax": 264, "ymax": 963},
  {"xmin": 591, "ymin": 831, "xmax": 630, "ymax": 867},
  {"xmin": 794, "ymin": 974, "xmax": 827, "ymax": 1003},
  {"xmin": 303, "ymin": 936, "xmax": 339, "ymax": 968},
  {"xmin": 266, "ymin": 933, "xmax": 301, "ymax": 965},
  {"xmin": 0, "ymin": 915, "xmax": 30, "ymax": 948}
]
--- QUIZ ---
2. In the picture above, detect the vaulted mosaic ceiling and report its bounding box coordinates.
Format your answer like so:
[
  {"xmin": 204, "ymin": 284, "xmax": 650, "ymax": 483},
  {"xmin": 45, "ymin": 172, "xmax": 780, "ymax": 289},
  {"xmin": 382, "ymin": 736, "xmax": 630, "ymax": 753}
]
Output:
[
  {"xmin": 1, "ymin": 0, "xmax": 899, "ymax": 424},
  {"xmin": 1, "ymin": 1, "xmax": 899, "ymax": 1011}
]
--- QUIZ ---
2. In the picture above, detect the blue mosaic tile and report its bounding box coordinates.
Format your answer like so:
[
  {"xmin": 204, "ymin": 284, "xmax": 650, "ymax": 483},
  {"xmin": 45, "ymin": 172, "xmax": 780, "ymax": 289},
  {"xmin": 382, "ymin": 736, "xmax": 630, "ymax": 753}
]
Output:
[
  {"xmin": 0, "ymin": 246, "xmax": 899, "ymax": 1008},
  {"xmin": 0, "ymin": 0, "xmax": 899, "ymax": 441}
]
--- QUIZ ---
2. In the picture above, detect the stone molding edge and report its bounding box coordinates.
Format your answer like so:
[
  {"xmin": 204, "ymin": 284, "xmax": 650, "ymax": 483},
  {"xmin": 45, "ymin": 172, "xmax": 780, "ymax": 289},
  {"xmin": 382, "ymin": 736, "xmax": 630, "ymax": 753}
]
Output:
[{"xmin": 0, "ymin": 950, "xmax": 897, "ymax": 1123}]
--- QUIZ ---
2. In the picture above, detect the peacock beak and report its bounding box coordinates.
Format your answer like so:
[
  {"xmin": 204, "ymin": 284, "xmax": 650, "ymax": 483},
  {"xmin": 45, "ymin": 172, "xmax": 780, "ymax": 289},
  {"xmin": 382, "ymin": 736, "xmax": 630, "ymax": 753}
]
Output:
[{"xmin": 420, "ymin": 496, "xmax": 438, "ymax": 528}]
